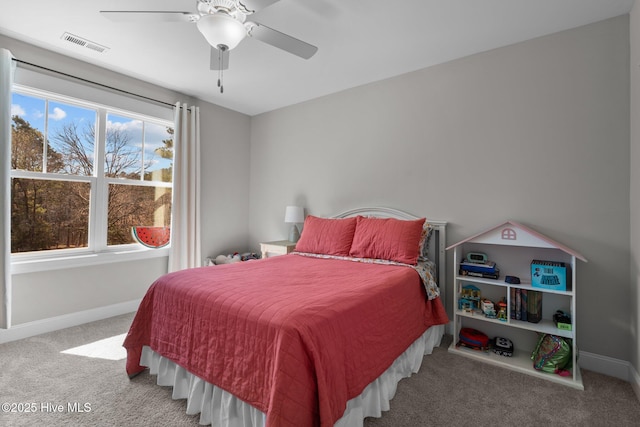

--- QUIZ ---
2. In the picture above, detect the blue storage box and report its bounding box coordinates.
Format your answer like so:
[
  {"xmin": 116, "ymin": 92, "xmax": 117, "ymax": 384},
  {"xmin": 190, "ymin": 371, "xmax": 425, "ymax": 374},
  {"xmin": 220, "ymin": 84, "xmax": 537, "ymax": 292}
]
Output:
[{"xmin": 531, "ymin": 260, "xmax": 569, "ymax": 291}]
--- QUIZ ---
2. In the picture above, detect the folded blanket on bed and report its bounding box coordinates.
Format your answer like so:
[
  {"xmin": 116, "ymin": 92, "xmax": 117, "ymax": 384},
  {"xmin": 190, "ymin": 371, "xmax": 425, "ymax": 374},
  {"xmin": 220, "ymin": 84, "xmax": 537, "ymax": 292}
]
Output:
[{"xmin": 124, "ymin": 254, "xmax": 448, "ymax": 427}]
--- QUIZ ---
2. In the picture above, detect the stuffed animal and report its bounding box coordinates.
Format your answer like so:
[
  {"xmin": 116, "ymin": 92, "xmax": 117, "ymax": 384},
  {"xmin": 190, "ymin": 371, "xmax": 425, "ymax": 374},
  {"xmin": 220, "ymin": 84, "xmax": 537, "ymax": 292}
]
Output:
[
  {"xmin": 214, "ymin": 253, "xmax": 243, "ymax": 264},
  {"xmin": 214, "ymin": 252, "xmax": 258, "ymax": 264},
  {"xmin": 214, "ymin": 254, "xmax": 231, "ymax": 265}
]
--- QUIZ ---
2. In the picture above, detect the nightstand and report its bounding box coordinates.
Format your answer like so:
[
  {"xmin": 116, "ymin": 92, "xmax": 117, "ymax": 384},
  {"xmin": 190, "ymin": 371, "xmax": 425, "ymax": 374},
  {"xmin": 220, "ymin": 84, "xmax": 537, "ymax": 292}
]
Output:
[{"xmin": 260, "ymin": 240, "xmax": 296, "ymax": 259}]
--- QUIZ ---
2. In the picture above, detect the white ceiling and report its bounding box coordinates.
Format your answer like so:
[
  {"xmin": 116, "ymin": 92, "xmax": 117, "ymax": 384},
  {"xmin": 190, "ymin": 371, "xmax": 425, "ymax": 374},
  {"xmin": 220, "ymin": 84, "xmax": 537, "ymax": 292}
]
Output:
[{"xmin": 0, "ymin": 0, "xmax": 635, "ymax": 116}]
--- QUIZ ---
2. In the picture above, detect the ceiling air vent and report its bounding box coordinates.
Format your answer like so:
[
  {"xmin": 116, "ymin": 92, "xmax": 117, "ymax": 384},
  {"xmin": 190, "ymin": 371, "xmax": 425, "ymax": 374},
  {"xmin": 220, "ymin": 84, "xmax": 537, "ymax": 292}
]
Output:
[{"xmin": 61, "ymin": 32, "xmax": 109, "ymax": 53}]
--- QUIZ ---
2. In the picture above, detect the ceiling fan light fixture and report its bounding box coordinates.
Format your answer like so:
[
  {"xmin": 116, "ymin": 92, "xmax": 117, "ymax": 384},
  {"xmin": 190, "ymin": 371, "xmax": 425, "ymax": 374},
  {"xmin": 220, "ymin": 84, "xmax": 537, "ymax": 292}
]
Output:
[{"xmin": 196, "ymin": 13, "xmax": 247, "ymax": 50}]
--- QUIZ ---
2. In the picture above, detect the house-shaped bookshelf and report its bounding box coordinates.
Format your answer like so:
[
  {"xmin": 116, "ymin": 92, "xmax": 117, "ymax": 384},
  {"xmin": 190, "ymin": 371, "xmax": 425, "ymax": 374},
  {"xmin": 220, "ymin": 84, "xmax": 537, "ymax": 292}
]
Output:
[{"xmin": 446, "ymin": 220, "xmax": 587, "ymax": 389}]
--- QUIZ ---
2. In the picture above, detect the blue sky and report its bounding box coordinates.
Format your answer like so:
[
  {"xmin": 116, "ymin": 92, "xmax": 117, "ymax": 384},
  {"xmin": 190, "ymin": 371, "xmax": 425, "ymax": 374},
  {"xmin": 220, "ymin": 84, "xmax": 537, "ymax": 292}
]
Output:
[{"xmin": 11, "ymin": 92, "xmax": 173, "ymax": 177}]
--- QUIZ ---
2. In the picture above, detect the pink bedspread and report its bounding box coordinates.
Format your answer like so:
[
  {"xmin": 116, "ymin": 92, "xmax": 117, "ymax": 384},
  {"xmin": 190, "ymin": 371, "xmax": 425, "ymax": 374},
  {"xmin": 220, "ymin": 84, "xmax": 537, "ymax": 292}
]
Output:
[{"xmin": 124, "ymin": 254, "xmax": 448, "ymax": 427}]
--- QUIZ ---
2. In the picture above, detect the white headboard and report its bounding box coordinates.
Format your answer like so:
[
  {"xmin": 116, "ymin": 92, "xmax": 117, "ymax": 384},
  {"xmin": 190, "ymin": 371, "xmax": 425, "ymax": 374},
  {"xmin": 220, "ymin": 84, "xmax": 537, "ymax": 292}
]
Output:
[{"xmin": 331, "ymin": 207, "xmax": 447, "ymax": 301}]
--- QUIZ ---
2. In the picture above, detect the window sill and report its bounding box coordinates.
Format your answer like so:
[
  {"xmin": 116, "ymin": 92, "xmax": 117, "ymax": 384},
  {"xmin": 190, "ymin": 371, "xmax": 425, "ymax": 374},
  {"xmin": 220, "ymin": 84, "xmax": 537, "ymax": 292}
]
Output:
[{"xmin": 11, "ymin": 246, "xmax": 170, "ymax": 275}]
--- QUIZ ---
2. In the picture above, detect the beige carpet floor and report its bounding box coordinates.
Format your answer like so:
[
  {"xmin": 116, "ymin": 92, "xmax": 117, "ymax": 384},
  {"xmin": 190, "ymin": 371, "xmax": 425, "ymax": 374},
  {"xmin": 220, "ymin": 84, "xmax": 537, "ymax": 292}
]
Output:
[{"xmin": 1, "ymin": 313, "xmax": 639, "ymax": 426}]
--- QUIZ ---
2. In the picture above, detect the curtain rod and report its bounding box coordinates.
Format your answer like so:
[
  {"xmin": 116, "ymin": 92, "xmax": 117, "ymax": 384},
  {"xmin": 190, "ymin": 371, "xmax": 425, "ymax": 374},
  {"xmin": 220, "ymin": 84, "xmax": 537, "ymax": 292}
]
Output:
[{"xmin": 11, "ymin": 58, "xmax": 177, "ymax": 108}]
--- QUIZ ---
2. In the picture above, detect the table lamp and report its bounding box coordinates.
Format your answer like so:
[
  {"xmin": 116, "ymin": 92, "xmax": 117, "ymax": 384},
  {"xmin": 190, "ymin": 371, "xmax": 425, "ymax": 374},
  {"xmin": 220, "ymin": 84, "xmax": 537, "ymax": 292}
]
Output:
[{"xmin": 284, "ymin": 206, "xmax": 304, "ymax": 242}]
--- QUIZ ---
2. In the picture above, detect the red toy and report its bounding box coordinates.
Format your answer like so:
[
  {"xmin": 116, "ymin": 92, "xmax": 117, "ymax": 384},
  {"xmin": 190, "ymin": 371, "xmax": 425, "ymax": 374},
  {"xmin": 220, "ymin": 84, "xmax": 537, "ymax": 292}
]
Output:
[{"xmin": 458, "ymin": 327, "xmax": 490, "ymax": 350}]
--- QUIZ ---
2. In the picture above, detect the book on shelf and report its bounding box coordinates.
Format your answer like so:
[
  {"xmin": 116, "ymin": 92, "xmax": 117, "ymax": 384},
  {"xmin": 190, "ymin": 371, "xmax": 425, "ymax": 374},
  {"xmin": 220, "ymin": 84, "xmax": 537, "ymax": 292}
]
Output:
[
  {"xmin": 531, "ymin": 259, "xmax": 569, "ymax": 291},
  {"xmin": 460, "ymin": 261, "xmax": 498, "ymax": 274},
  {"xmin": 460, "ymin": 269, "xmax": 500, "ymax": 280},
  {"xmin": 527, "ymin": 290, "xmax": 543, "ymax": 323}
]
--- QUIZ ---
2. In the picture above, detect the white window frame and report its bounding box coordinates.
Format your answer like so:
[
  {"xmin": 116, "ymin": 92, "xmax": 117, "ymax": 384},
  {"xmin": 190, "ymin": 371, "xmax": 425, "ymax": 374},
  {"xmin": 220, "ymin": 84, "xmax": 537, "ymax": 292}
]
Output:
[{"xmin": 10, "ymin": 85, "xmax": 173, "ymax": 274}]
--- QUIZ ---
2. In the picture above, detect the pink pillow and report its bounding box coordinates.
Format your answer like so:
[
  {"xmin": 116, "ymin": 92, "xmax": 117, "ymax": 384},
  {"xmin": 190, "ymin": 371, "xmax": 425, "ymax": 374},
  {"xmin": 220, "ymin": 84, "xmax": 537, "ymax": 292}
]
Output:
[
  {"xmin": 295, "ymin": 215, "xmax": 357, "ymax": 256},
  {"xmin": 349, "ymin": 216, "xmax": 426, "ymax": 265}
]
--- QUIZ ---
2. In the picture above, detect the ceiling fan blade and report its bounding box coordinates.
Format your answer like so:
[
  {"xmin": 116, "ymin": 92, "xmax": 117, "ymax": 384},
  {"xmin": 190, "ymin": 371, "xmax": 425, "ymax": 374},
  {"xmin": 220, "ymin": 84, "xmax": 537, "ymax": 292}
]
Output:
[
  {"xmin": 100, "ymin": 11, "xmax": 197, "ymax": 23},
  {"xmin": 239, "ymin": 0, "xmax": 281, "ymax": 13},
  {"xmin": 210, "ymin": 46, "xmax": 230, "ymax": 70},
  {"xmin": 248, "ymin": 23, "xmax": 318, "ymax": 59}
]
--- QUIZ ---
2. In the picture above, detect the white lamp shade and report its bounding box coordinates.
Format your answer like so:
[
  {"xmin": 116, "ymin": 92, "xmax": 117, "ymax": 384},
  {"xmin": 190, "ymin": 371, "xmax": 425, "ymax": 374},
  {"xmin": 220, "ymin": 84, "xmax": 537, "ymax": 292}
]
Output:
[
  {"xmin": 284, "ymin": 206, "xmax": 304, "ymax": 223},
  {"xmin": 196, "ymin": 13, "xmax": 247, "ymax": 50}
]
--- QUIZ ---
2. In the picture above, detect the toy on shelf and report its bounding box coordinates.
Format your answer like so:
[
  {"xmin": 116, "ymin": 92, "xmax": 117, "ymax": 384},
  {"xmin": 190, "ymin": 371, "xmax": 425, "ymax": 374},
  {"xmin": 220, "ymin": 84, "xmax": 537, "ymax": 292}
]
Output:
[
  {"xmin": 481, "ymin": 299, "xmax": 497, "ymax": 319},
  {"xmin": 459, "ymin": 300, "xmax": 473, "ymax": 313},
  {"xmin": 553, "ymin": 310, "xmax": 572, "ymax": 330},
  {"xmin": 505, "ymin": 275, "xmax": 521, "ymax": 284},
  {"xmin": 458, "ymin": 327, "xmax": 490, "ymax": 351},
  {"xmin": 496, "ymin": 299, "xmax": 508, "ymax": 322},
  {"xmin": 459, "ymin": 284, "xmax": 481, "ymax": 313},
  {"xmin": 492, "ymin": 337, "xmax": 514, "ymax": 357}
]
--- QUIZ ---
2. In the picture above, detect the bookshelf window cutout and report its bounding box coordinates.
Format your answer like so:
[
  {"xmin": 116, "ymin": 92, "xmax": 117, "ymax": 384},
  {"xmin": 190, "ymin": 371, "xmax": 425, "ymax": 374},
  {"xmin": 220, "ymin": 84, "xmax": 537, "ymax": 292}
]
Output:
[{"xmin": 501, "ymin": 227, "xmax": 517, "ymax": 240}]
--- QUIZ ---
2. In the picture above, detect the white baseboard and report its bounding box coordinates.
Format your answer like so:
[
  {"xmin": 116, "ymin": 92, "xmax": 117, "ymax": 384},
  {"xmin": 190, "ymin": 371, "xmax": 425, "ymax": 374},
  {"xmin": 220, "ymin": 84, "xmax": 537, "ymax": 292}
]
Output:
[
  {"xmin": 579, "ymin": 350, "xmax": 633, "ymax": 382},
  {"xmin": 631, "ymin": 363, "xmax": 640, "ymax": 403},
  {"xmin": 0, "ymin": 299, "xmax": 140, "ymax": 344}
]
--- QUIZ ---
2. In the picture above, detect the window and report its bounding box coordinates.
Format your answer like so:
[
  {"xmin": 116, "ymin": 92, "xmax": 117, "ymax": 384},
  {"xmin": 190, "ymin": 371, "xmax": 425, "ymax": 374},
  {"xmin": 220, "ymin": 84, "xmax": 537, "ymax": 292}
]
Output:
[
  {"xmin": 10, "ymin": 87, "xmax": 173, "ymax": 260},
  {"xmin": 501, "ymin": 228, "xmax": 517, "ymax": 241}
]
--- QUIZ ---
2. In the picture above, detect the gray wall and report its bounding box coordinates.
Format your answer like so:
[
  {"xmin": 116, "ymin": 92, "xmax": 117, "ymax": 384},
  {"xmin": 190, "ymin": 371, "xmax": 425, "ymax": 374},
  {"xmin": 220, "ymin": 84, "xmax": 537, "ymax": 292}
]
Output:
[
  {"xmin": 630, "ymin": 3, "xmax": 640, "ymax": 385},
  {"xmin": 2, "ymin": 34, "xmax": 251, "ymax": 325},
  {"xmin": 11, "ymin": 258, "xmax": 167, "ymax": 324},
  {"xmin": 198, "ymin": 101, "xmax": 252, "ymax": 260},
  {"xmin": 249, "ymin": 16, "xmax": 631, "ymax": 361}
]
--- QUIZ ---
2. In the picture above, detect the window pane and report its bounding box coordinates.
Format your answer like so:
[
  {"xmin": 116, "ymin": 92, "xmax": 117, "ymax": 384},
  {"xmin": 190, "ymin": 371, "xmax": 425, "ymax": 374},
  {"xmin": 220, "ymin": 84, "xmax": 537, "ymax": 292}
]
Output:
[
  {"xmin": 11, "ymin": 93, "xmax": 46, "ymax": 172},
  {"xmin": 105, "ymin": 114, "xmax": 143, "ymax": 179},
  {"xmin": 11, "ymin": 178, "xmax": 90, "ymax": 253},
  {"xmin": 107, "ymin": 184, "xmax": 172, "ymax": 246},
  {"xmin": 47, "ymin": 101, "xmax": 97, "ymax": 175},
  {"xmin": 144, "ymin": 123, "xmax": 173, "ymax": 183}
]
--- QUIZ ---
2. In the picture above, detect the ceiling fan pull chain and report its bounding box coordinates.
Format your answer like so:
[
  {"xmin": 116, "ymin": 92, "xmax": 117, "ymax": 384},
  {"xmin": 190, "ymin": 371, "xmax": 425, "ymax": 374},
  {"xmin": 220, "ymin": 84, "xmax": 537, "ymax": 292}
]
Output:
[{"xmin": 218, "ymin": 44, "xmax": 227, "ymax": 94}]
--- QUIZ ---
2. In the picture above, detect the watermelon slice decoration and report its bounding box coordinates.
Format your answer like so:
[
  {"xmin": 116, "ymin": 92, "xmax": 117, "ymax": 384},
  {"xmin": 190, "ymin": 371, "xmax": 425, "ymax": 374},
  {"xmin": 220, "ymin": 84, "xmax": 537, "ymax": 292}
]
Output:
[{"xmin": 132, "ymin": 226, "xmax": 171, "ymax": 248}]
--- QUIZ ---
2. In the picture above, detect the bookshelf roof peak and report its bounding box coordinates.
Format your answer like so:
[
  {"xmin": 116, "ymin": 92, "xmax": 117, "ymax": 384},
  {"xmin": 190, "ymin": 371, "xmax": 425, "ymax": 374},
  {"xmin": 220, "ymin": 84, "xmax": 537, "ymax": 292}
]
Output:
[{"xmin": 446, "ymin": 220, "xmax": 587, "ymax": 262}]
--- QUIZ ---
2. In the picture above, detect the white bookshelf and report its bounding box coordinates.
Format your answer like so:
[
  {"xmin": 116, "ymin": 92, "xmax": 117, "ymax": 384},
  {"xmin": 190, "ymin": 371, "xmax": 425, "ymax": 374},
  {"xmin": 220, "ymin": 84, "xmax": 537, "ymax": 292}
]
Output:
[{"xmin": 446, "ymin": 221, "xmax": 587, "ymax": 390}]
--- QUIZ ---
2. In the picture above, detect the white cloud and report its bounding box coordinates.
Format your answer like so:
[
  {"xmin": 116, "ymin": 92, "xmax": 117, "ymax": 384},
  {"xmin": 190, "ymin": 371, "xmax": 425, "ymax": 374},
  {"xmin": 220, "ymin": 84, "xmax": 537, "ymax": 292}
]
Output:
[
  {"xmin": 11, "ymin": 104, "xmax": 25, "ymax": 116},
  {"xmin": 49, "ymin": 107, "xmax": 67, "ymax": 121},
  {"xmin": 106, "ymin": 119, "xmax": 142, "ymax": 133}
]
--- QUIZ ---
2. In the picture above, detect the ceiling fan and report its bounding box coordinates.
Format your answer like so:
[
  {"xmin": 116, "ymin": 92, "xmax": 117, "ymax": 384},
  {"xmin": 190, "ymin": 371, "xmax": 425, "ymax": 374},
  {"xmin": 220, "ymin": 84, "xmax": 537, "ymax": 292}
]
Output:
[{"xmin": 100, "ymin": 0, "xmax": 318, "ymax": 93}]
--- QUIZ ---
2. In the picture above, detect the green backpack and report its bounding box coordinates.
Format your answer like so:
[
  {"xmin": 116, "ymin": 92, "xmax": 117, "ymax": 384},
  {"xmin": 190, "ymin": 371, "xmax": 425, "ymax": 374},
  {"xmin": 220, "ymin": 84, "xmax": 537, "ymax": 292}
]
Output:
[{"xmin": 531, "ymin": 334, "xmax": 572, "ymax": 376}]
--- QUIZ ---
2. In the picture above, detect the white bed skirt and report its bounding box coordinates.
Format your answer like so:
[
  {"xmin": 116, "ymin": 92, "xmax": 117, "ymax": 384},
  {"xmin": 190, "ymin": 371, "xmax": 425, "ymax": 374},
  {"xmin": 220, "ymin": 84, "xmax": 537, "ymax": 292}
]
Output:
[{"xmin": 140, "ymin": 324, "xmax": 444, "ymax": 426}]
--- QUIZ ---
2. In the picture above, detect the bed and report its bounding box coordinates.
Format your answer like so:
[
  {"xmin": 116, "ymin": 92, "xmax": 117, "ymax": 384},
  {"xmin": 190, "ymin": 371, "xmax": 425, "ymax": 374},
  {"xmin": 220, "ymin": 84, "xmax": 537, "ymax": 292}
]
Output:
[{"xmin": 124, "ymin": 207, "xmax": 448, "ymax": 426}]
